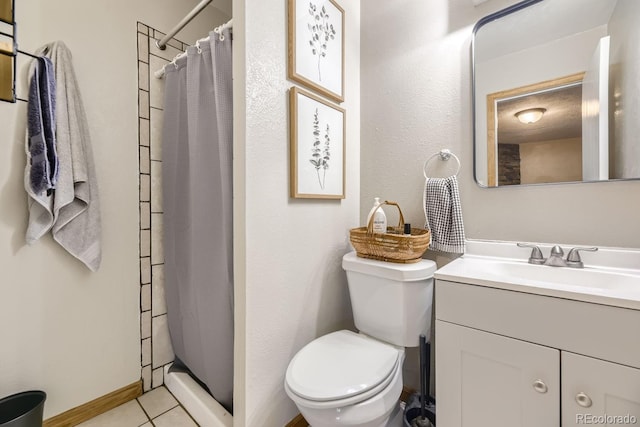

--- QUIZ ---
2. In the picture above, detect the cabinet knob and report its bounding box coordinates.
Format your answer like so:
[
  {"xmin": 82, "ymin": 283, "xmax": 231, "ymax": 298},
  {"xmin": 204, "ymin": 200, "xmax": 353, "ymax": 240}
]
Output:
[
  {"xmin": 576, "ymin": 392, "xmax": 593, "ymax": 408},
  {"xmin": 532, "ymin": 379, "xmax": 548, "ymax": 393}
]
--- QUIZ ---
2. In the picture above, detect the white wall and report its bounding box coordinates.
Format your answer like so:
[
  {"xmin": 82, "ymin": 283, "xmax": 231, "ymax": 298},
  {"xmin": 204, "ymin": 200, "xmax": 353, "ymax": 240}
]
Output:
[
  {"xmin": 0, "ymin": 0, "xmax": 225, "ymax": 419},
  {"xmin": 233, "ymin": 0, "xmax": 361, "ymax": 425},
  {"xmin": 520, "ymin": 138, "xmax": 582, "ymax": 184},
  {"xmin": 361, "ymin": 0, "xmax": 640, "ymax": 252}
]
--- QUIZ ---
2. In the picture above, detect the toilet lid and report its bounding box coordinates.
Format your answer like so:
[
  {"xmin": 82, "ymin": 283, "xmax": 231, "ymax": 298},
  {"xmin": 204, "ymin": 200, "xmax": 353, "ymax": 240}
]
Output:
[{"xmin": 285, "ymin": 330, "xmax": 401, "ymax": 402}]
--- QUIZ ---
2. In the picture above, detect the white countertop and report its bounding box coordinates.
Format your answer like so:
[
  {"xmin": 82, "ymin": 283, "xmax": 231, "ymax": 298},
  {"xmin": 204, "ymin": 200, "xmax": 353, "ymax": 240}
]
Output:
[{"xmin": 434, "ymin": 240, "xmax": 640, "ymax": 310}]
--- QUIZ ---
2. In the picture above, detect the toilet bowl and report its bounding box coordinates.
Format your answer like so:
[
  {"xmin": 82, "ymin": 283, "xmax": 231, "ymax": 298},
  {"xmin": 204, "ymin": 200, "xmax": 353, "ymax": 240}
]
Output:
[
  {"xmin": 285, "ymin": 253, "xmax": 437, "ymax": 427},
  {"xmin": 285, "ymin": 330, "xmax": 405, "ymax": 427}
]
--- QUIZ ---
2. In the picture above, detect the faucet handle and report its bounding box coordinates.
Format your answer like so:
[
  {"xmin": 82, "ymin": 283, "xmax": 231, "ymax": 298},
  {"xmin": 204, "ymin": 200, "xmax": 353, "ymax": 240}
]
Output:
[
  {"xmin": 517, "ymin": 243, "xmax": 545, "ymax": 265},
  {"xmin": 566, "ymin": 247, "xmax": 598, "ymax": 268}
]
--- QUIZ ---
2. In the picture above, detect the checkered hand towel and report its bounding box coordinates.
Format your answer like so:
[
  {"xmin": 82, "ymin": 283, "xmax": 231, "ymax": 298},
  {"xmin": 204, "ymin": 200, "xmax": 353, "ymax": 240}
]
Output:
[{"xmin": 423, "ymin": 175, "xmax": 465, "ymax": 253}]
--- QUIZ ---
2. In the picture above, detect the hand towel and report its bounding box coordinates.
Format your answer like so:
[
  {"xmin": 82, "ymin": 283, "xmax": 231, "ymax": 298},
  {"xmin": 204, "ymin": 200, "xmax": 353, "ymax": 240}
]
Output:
[
  {"xmin": 39, "ymin": 41, "xmax": 102, "ymax": 271},
  {"xmin": 423, "ymin": 175, "xmax": 465, "ymax": 254},
  {"xmin": 25, "ymin": 57, "xmax": 57, "ymax": 243}
]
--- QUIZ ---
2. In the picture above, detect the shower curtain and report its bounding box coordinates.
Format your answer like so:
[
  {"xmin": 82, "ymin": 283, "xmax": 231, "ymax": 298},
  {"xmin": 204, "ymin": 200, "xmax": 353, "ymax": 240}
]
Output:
[{"xmin": 161, "ymin": 28, "xmax": 233, "ymax": 411}]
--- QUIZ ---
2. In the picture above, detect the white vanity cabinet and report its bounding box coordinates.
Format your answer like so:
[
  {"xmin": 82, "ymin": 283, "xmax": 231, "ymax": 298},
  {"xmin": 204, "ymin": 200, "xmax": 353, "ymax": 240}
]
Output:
[
  {"xmin": 437, "ymin": 321, "xmax": 560, "ymax": 427},
  {"xmin": 562, "ymin": 352, "xmax": 640, "ymax": 427},
  {"xmin": 436, "ymin": 280, "xmax": 640, "ymax": 427}
]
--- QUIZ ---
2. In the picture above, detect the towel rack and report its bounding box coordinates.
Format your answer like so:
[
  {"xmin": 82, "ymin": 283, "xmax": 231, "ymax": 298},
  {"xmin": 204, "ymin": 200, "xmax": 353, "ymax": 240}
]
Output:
[{"xmin": 423, "ymin": 149, "xmax": 461, "ymax": 179}]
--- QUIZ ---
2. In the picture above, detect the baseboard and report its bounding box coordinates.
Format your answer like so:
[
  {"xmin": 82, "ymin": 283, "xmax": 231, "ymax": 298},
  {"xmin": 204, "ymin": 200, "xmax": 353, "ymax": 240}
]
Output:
[
  {"xmin": 285, "ymin": 386, "xmax": 415, "ymax": 427},
  {"xmin": 43, "ymin": 380, "xmax": 142, "ymax": 427},
  {"xmin": 400, "ymin": 385, "xmax": 415, "ymax": 402},
  {"xmin": 285, "ymin": 413, "xmax": 309, "ymax": 427}
]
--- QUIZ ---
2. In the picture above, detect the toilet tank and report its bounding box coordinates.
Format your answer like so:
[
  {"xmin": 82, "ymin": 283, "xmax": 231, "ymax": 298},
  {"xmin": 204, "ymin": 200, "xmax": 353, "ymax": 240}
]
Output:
[{"xmin": 342, "ymin": 252, "xmax": 437, "ymax": 347}]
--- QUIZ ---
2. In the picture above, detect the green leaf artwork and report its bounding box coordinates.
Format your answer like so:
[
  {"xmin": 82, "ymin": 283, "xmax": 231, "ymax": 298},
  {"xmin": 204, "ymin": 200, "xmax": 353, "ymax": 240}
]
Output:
[
  {"xmin": 308, "ymin": 108, "xmax": 331, "ymax": 189},
  {"xmin": 307, "ymin": 1, "xmax": 337, "ymax": 81}
]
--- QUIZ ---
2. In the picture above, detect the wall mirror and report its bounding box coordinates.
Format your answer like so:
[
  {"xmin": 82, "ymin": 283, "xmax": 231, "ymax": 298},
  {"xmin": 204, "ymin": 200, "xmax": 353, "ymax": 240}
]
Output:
[
  {"xmin": 0, "ymin": 0, "xmax": 15, "ymax": 102},
  {"xmin": 473, "ymin": 0, "xmax": 640, "ymax": 187}
]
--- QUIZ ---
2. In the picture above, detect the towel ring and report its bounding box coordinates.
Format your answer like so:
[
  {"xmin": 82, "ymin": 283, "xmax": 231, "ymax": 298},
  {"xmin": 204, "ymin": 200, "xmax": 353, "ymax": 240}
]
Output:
[{"xmin": 423, "ymin": 149, "xmax": 461, "ymax": 179}]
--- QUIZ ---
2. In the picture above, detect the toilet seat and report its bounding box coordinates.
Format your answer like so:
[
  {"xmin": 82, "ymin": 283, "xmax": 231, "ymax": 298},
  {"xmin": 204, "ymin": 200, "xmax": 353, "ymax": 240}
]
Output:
[{"xmin": 285, "ymin": 330, "xmax": 402, "ymax": 408}]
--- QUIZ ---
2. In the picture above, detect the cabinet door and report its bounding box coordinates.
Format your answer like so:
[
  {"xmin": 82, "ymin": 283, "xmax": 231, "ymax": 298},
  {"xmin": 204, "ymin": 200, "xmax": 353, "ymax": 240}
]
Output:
[
  {"xmin": 436, "ymin": 321, "xmax": 560, "ymax": 427},
  {"xmin": 562, "ymin": 352, "xmax": 640, "ymax": 426}
]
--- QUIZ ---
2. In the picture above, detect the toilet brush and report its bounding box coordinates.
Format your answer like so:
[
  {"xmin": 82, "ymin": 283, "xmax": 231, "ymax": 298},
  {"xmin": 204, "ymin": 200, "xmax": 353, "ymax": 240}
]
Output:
[{"xmin": 411, "ymin": 334, "xmax": 433, "ymax": 427}]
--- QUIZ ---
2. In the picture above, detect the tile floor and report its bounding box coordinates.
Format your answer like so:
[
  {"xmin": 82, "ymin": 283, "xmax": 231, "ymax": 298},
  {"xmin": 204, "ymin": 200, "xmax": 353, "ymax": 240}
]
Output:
[{"xmin": 77, "ymin": 386, "xmax": 199, "ymax": 427}]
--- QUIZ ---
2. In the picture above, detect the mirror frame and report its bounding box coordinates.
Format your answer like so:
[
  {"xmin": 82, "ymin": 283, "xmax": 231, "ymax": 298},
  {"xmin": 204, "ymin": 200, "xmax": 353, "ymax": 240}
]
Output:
[
  {"xmin": 0, "ymin": 0, "xmax": 13, "ymax": 24},
  {"xmin": 473, "ymin": 0, "xmax": 640, "ymax": 188},
  {"xmin": 0, "ymin": 49, "xmax": 13, "ymax": 102},
  {"xmin": 0, "ymin": 0, "xmax": 15, "ymax": 103},
  {"xmin": 471, "ymin": 0, "xmax": 543, "ymax": 188}
]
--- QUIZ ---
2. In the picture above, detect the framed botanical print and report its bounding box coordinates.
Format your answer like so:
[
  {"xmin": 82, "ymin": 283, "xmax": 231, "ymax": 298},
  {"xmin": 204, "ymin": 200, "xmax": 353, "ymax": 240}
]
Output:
[
  {"xmin": 288, "ymin": 0, "xmax": 344, "ymax": 103},
  {"xmin": 290, "ymin": 87, "xmax": 345, "ymax": 199}
]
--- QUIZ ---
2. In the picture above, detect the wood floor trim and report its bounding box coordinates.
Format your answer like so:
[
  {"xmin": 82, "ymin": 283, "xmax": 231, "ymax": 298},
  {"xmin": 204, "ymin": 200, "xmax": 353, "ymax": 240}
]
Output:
[
  {"xmin": 43, "ymin": 380, "xmax": 142, "ymax": 427},
  {"xmin": 285, "ymin": 413, "xmax": 309, "ymax": 427}
]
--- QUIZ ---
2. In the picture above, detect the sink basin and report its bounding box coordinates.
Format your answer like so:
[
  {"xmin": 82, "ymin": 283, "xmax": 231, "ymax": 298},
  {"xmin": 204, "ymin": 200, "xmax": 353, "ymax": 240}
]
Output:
[
  {"xmin": 434, "ymin": 241, "xmax": 640, "ymax": 309},
  {"xmin": 455, "ymin": 256, "xmax": 640, "ymax": 290}
]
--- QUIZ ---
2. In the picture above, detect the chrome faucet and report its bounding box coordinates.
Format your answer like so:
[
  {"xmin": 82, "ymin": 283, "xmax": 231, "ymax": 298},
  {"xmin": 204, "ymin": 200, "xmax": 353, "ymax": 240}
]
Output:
[
  {"xmin": 517, "ymin": 243, "xmax": 598, "ymax": 268},
  {"xmin": 544, "ymin": 245, "xmax": 567, "ymax": 267}
]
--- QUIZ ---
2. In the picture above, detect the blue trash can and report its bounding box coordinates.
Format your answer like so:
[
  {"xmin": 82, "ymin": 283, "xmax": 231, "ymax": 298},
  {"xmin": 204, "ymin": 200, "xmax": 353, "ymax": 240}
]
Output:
[{"xmin": 0, "ymin": 391, "xmax": 46, "ymax": 427}]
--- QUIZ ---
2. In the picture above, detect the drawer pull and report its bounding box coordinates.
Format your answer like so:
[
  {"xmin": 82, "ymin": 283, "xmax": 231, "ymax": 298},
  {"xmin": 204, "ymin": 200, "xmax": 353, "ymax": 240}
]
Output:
[
  {"xmin": 576, "ymin": 392, "xmax": 593, "ymax": 408},
  {"xmin": 533, "ymin": 379, "xmax": 548, "ymax": 393}
]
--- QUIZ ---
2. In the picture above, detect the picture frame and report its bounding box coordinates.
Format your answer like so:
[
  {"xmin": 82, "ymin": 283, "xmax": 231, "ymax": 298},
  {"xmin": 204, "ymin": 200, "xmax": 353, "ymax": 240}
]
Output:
[
  {"xmin": 0, "ymin": 0, "xmax": 13, "ymax": 24},
  {"xmin": 288, "ymin": 0, "xmax": 345, "ymax": 103},
  {"xmin": 290, "ymin": 87, "xmax": 345, "ymax": 199},
  {"xmin": 0, "ymin": 0, "xmax": 14, "ymax": 103}
]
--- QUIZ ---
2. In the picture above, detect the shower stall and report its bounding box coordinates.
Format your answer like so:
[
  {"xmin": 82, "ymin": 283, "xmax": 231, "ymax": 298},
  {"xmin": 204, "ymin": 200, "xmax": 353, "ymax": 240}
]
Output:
[
  {"xmin": 137, "ymin": 4, "xmax": 234, "ymax": 425},
  {"xmin": 161, "ymin": 20, "xmax": 234, "ymax": 417}
]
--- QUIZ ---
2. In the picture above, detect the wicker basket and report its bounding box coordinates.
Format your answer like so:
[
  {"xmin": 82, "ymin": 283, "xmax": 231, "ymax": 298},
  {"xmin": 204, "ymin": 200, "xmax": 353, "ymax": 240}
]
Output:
[{"xmin": 349, "ymin": 201, "xmax": 430, "ymax": 263}]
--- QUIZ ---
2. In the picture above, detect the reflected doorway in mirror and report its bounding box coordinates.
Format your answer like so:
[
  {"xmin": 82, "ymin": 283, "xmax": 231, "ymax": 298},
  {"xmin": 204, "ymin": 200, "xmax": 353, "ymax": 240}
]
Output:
[{"xmin": 487, "ymin": 73, "xmax": 584, "ymax": 186}]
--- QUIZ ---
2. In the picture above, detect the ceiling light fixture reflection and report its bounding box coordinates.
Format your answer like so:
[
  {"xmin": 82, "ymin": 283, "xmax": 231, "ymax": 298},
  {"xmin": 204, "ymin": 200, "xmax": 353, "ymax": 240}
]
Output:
[{"xmin": 515, "ymin": 108, "xmax": 547, "ymax": 124}]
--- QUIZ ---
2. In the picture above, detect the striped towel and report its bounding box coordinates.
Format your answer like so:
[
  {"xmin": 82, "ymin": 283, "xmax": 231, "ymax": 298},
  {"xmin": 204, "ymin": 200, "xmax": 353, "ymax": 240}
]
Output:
[{"xmin": 423, "ymin": 175, "xmax": 465, "ymax": 253}]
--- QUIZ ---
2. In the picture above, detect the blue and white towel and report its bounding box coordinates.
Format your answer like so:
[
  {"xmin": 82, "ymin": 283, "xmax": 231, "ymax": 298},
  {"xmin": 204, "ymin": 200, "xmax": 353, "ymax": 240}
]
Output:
[
  {"xmin": 26, "ymin": 56, "xmax": 57, "ymax": 194},
  {"xmin": 25, "ymin": 56, "xmax": 57, "ymax": 244},
  {"xmin": 25, "ymin": 41, "xmax": 102, "ymax": 272},
  {"xmin": 423, "ymin": 175, "xmax": 465, "ymax": 254}
]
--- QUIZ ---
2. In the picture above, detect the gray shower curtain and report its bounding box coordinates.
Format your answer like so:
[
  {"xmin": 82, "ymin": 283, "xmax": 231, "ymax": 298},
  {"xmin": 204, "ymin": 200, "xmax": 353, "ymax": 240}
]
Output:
[{"xmin": 162, "ymin": 28, "xmax": 233, "ymax": 410}]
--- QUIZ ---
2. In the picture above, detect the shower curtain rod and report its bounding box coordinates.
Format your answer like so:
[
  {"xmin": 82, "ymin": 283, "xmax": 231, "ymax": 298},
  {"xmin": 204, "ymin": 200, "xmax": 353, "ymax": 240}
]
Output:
[
  {"xmin": 156, "ymin": 0, "xmax": 213, "ymax": 50},
  {"xmin": 153, "ymin": 19, "xmax": 232, "ymax": 79}
]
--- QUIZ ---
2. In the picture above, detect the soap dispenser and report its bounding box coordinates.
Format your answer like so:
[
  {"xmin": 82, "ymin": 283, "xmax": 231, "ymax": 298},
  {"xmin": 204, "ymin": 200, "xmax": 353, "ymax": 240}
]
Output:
[
  {"xmin": 367, "ymin": 197, "xmax": 381, "ymax": 225},
  {"xmin": 367, "ymin": 197, "xmax": 387, "ymax": 233}
]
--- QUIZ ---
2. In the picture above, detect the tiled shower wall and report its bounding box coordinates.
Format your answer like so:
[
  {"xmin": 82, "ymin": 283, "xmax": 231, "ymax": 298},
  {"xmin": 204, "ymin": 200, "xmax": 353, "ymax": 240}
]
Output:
[{"xmin": 137, "ymin": 22, "xmax": 190, "ymax": 392}]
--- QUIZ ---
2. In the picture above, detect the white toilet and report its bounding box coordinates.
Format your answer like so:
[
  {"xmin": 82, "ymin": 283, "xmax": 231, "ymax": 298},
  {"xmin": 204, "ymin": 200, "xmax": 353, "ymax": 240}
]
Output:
[{"xmin": 284, "ymin": 252, "xmax": 437, "ymax": 427}]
